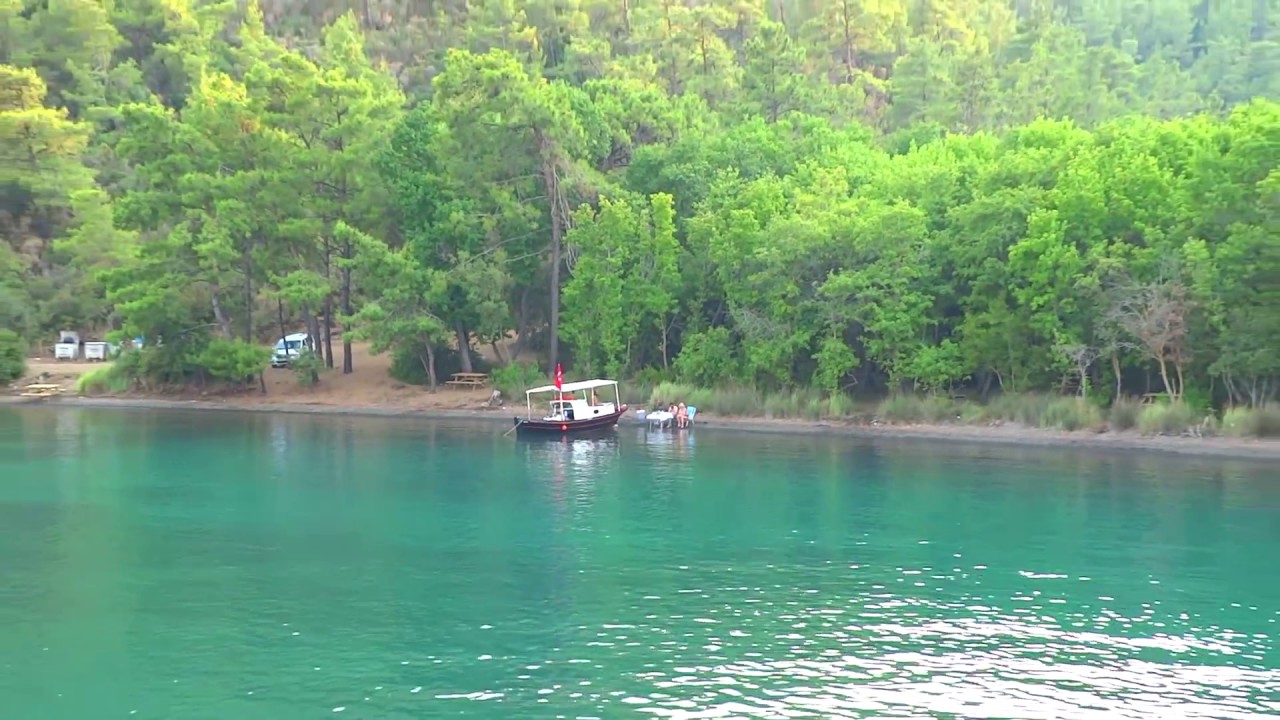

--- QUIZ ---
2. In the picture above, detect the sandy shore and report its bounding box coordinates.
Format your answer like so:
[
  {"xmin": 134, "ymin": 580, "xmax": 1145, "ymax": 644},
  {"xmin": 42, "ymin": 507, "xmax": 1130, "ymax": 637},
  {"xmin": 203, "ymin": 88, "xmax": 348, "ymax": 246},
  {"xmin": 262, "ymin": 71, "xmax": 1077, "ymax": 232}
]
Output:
[{"xmin": 7, "ymin": 344, "xmax": 1280, "ymax": 460}]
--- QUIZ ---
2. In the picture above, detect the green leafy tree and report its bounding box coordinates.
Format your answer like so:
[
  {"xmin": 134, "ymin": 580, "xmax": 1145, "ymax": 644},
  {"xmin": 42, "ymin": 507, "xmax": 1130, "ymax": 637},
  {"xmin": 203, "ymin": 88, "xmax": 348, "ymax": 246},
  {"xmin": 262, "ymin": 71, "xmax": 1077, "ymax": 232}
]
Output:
[
  {"xmin": 561, "ymin": 192, "xmax": 679, "ymax": 376},
  {"xmin": 0, "ymin": 327, "xmax": 24, "ymax": 384},
  {"xmin": 338, "ymin": 221, "xmax": 451, "ymax": 390},
  {"xmin": 429, "ymin": 48, "xmax": 591, "ymax": 372}
]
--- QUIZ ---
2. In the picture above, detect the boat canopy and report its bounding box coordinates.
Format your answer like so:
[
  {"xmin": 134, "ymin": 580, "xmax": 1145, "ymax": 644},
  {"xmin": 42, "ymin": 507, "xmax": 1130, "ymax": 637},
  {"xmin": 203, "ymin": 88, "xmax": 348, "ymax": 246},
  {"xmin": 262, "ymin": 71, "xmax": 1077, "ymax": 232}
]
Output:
[{"xmin": 526, "ymin": 378, "xmax": 617, "ymax": 395}]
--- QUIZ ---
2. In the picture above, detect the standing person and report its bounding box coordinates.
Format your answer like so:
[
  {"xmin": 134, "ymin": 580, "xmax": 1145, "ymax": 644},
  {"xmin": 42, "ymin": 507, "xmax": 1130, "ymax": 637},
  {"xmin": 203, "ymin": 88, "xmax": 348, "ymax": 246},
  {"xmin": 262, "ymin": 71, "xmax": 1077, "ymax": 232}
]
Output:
[{"xmin": 677, "ymin": 402, "xmax": 688, "ymax": 429}]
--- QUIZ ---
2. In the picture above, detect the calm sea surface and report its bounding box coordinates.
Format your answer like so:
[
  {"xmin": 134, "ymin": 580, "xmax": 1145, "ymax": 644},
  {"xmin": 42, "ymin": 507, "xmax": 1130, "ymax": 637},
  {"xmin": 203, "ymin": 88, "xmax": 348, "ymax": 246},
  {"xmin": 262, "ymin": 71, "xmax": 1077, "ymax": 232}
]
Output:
[{"xmin": 1, "ymin": 406, "xmax": 1277, "ymax": 719}]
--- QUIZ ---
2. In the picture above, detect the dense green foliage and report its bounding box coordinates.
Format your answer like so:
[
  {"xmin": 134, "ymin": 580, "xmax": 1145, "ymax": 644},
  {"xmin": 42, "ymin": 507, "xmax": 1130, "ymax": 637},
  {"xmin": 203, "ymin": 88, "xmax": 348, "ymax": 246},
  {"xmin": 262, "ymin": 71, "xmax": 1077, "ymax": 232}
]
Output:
[
  {"xmin": 0, "ymin": 328, "xmax": 24, "ymax": 384},
  {"xmin": 2, "ymin": 0, "xmax": 1278, "ymax": 413}
]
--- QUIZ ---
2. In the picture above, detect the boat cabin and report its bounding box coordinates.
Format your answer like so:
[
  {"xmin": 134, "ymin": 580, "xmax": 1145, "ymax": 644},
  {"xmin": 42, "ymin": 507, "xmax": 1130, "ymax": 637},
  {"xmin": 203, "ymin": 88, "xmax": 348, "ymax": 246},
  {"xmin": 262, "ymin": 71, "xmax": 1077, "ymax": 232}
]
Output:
[
  {"xmin": 545, "ymin": 395, "xmax": 617, "ymax": 422},
  {"xmin": 525, "ymin": 378, "xmax": 621, "ymax": 422}
]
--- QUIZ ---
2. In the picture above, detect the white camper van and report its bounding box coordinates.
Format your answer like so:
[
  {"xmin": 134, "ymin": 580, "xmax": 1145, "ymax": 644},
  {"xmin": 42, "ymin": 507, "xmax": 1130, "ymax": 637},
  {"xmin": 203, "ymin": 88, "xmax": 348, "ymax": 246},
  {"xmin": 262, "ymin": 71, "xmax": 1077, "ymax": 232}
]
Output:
[{"xmin": 270, "ymin": 332, "xmax": 316, "ymax": 368}]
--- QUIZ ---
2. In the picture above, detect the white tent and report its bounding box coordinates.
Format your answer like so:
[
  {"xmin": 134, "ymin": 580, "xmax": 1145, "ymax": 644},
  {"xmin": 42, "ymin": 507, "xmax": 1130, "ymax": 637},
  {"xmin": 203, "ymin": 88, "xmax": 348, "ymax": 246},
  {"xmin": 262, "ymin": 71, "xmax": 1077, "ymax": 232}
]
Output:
[{"xmin": 525, "ymin": 378, "xmax": 618, "ymax": 395}]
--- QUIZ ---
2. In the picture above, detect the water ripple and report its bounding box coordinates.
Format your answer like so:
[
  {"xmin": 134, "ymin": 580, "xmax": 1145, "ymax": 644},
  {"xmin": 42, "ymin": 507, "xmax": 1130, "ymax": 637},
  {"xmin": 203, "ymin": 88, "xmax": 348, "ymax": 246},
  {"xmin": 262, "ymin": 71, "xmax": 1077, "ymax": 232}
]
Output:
[{"xmin": 2, "ymin": 411, "xmax": 1277, "ymax": 718}]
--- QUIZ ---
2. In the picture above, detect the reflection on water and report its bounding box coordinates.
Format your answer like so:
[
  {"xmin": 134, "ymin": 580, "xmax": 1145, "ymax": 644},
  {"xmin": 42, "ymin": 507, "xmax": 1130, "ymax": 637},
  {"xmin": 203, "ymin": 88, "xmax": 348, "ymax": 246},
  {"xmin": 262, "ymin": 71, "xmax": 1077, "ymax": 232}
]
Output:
[
  {"xmin": 519, "ymin": 434, "xmax": 621, "ymax": 497},
  {"xmin": 589, "ymin": 583, "xmax": 1279, "ymax": 719},
  {"xmin": 629, "ymin": 426, "xmax": 697, "ymax": 466},
  {"xmin": 0, "ymin": 407, "xmax": 1277, "ymax": 719}
]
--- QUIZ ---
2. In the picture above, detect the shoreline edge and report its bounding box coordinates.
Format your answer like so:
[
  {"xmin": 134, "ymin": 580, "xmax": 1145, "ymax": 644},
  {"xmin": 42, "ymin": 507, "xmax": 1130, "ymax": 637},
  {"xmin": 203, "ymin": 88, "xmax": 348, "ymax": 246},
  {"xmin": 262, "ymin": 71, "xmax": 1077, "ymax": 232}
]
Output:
[{"xmin": 4, "ymin": 395, "xmax": 1280, "ymax": 461}]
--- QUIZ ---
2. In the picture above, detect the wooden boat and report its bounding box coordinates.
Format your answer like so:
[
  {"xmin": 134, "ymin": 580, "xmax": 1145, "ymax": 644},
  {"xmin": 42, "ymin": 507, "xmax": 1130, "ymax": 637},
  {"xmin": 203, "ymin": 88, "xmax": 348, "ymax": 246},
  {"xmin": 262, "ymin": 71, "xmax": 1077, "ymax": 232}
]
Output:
[{"xmin": 513, "ymin": 376, "xmax": 628, "ymax": 437}]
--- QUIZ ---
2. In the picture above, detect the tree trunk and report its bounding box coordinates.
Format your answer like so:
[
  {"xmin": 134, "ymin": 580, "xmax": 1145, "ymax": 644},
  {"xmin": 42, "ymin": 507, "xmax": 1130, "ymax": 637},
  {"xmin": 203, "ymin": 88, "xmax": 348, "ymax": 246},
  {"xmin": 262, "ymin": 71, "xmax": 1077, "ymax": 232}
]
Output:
[
  {"xmin": 303, "ymin": 308, "xmax": 321, "ymax": 358},
  {"xmin": 510, "ymin": 287, "xmax": 531, "ymax": 361},
  {"xmin": 243, "ymin": 252, "xmax": 254, "ymax": 343},
  {"xmin": 421, "ymin": 342, "xmax": 438, "ymax": 392},
  {"xmin": 455, "ymin": 321, "xmax": 473, "ymax": 373},
  {"xmin": 1223, "ymin": 373, "xmax": 1240, "ymax": 407},
  {"xmin": 340, "ymin": 252, "xmax": 353, "ymax": 374},
  {"xmin": 276, "ymin": 299, "xmax": 288, "ymax": 354},
  {"xmin": 211, "ymin": 289, "xmax": 233, "ymax": 339},
  {"xmin": 841, "ymin": 0, "xmax": 856, "ymax": 84},
  {"xmin": 978, "ymin": 371, "xmax": 994, "ymax": 399},
  {"xmin": 1174, "ymin": 361, "xmax": 1186, "ymax": 401},
  {"xmin": 537, "ymin": 131, "xmax": 563, "ymax": 371},
  {"xmin": 1001, "ymin": 333, "xmax": 1017, "ymax": 392},
  {"xmin": 548, "ymin": 254, "xmax": 561, "ymax": 371},
  {"xmin": 322, "ymin": 244, "xmax": 335, "ymax": 369},
  {"xmin": 660, "ymin": 315, "xmax": 673, "ymax": 369},
  {"xmin": 322, "ymin": 299, "xmax": 334, "ymax": 368},
  {"xmin": 1112, "ymin": 353, "xmax": 1122, "ymax": 400},
  {"xmin": 1157, "ymin": 357, "xmax": 1174, "ymax": 401}
]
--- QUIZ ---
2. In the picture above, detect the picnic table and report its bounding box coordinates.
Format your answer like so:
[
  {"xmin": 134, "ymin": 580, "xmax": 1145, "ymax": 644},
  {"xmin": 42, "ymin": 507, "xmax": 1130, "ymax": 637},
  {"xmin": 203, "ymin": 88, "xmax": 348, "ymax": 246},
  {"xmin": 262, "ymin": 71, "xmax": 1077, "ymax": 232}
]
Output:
[
  {"xmin": 20, "ymin": 383, "xmax": 63, "ymax": 398},
  {"xmin": 444, "ymin": 372, "xmax": 489, "ymax": 390}
]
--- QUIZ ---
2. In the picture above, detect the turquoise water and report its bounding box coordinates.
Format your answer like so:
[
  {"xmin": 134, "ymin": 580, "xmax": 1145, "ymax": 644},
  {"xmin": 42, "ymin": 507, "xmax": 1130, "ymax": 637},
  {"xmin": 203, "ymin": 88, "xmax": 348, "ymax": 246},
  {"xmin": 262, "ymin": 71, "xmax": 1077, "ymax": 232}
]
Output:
[{"xmin": 1, "ymin": 407, "xmax": 1277, "ymax": 719}]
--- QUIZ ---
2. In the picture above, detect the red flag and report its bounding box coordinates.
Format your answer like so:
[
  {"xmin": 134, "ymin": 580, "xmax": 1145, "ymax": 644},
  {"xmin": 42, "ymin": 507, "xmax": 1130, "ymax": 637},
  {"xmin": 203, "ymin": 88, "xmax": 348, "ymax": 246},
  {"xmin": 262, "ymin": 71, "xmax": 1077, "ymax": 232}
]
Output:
[{"xmin": 554, "ymin": 363, "xmax": 563, "ymax": 392}]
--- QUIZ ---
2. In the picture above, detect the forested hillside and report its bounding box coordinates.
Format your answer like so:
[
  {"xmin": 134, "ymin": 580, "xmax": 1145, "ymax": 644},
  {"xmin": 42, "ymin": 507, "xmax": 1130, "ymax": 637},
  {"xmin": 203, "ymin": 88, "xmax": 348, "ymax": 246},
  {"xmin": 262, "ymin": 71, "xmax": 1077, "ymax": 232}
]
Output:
[{"xmin": 1, "ymin": 0, "xmax": 1277, "ymax": 413}]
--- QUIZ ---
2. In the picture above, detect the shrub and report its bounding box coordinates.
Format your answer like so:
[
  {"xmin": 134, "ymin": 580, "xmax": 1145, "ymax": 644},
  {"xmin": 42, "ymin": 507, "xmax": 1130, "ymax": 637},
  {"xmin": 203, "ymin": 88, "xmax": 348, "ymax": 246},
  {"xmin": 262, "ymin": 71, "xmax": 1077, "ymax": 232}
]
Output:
[
  {"xmin": 76, "ymin": 364, "xmax": 130, "ymax": 395},
  {"xmin": 763, "ymin": 387, "xmax": 826, "ymax": 419},
  {"xmin": 627, "ymin": 366, "xmax": 675, "ymax": 407},
  {"xmin": 1138, "ymin": 402, "xmax": 1199, "ymax": 435},
  {"xmin": 129, "ymin": 342, "xmax": 198, "ymax": 387},
  {"xmin": 1181, "ymin": 385, "xmax": 1213, "ymax": 416},
  {"xmin": 1042, "ymin": 397, "xmax": 1104, "ymax": 431},
  {"xmin": 966, "ymin": 394, "xmax": 1103, "ymax": 431},
  {"xmin": 1221, "ymin": 406, "xmax": 1280, "ymax": 438},
  {"xmin": 491, "ymin": 361, "xmax": 547, "ymax": 400},
  {"xmin": 648, "ymin": 382, "xmax": 763, "ymax": 417},
  {"xmin": 389, "ymin": 343, "xmax": 491, "ymax": 387},
  {"xmin": 291, "ymin": 350, "xmax": 323, "ymax": 386},
  {"xmin": 825, "ymin": 393, "xmax": 859, "ymax": 419},
  {"xmin": 673, "ymin": 328, "xmax": 737, "ymax": 386},
  {"xmin": 957, "ymin": 402, "xmax": 989, "ymax": 424},
  {"xmin": 197, "ymin": 338, "xmax": 271, "ymax": 387},
  {"xmin": 630, "ymin": 366, "xmax": 674, "ymax": 388},
  {"xmin": 878, "ymin": 395, "xmax": 956, "ymax": 424},
  {"xmin": 645, "ymin": 384, "xmax": 865, "ymax": 420},
  {"xmin": 1108, "ymin": 397, "xmax": 1142, "ymax": 431},
  {"xmin": 710, "ymin": 387, "xmax": 761, "ymax": 416},
  {"xmin": 649, "ymin": 381, "xmax": 696, "ymax": 410},
  {"xmin": 0, "ymin": 329, "xmax": 24, "ymax": 385},
  {"xmin": 985, "ymin": 393, "xmax": 1053, "ymax": 426}
]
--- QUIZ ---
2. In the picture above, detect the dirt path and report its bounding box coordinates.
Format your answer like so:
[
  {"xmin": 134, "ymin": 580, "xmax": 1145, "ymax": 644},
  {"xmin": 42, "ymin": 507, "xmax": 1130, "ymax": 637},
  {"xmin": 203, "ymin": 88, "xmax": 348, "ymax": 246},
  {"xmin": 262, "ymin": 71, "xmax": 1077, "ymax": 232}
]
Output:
[{"xmin": 245, "ymin": 342, "xmax": 500, "ymax": 410}]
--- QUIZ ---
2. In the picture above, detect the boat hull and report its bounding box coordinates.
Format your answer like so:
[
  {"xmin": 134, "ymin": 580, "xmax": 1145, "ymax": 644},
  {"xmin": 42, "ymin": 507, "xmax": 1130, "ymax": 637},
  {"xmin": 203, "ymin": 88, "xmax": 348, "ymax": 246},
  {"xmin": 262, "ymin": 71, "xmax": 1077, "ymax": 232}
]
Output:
[{"xmin": 514, "ymin": 406, "xmax": 628, "ymax": 437}]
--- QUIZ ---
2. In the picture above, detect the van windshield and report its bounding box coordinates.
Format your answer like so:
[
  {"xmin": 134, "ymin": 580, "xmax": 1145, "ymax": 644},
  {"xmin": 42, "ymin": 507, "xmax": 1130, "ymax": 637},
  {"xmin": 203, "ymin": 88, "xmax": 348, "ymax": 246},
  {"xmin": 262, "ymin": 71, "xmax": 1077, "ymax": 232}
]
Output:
[{"xmin": 275, "ymin": 339, "xmax": 304, "ymax": 350}]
